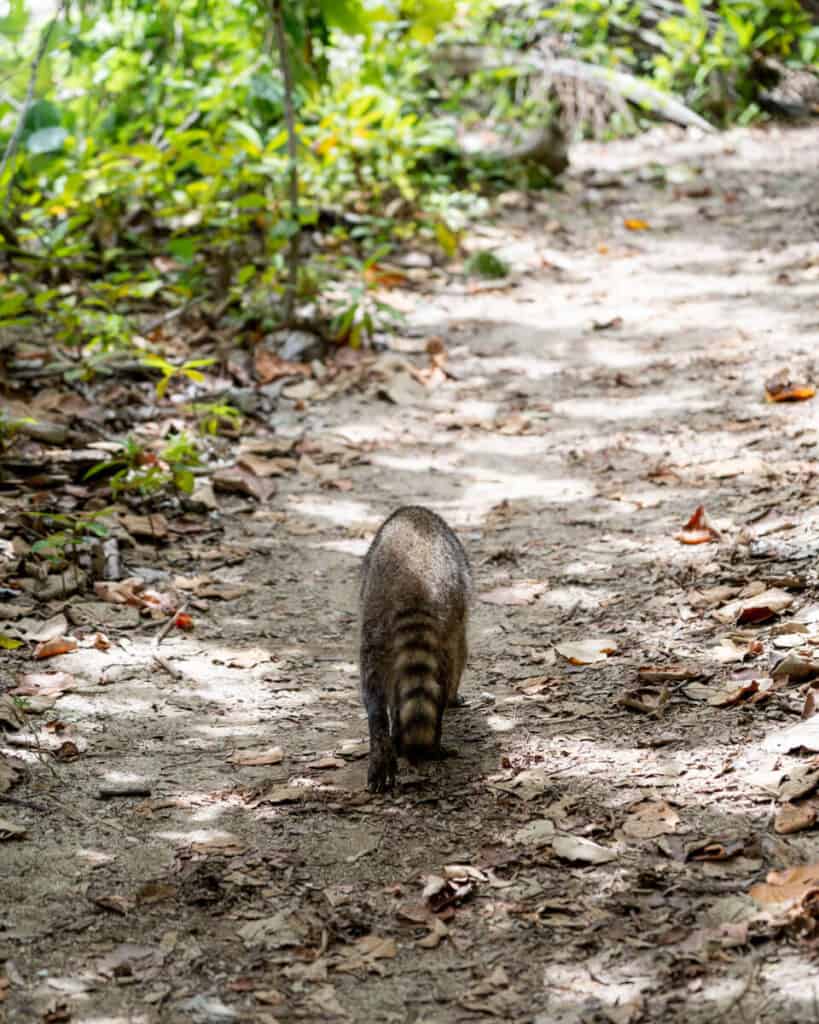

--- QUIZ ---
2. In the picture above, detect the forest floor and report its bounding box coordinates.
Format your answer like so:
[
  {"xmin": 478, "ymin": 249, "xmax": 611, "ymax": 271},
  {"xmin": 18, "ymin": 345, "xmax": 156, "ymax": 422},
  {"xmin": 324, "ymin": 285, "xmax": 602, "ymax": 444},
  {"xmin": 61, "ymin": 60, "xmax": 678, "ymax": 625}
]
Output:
[{"xmin": 2, "ymin": 121, "xmax": 819, "ymax": 1024}]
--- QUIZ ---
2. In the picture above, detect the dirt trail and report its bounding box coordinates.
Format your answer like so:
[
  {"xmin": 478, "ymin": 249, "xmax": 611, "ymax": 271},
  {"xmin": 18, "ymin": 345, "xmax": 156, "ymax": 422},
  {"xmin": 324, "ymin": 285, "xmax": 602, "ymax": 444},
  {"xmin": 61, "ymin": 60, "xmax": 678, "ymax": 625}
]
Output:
[{"xmin": 3, "ymin": 122, "xmax": 819, "ymax": 1023}]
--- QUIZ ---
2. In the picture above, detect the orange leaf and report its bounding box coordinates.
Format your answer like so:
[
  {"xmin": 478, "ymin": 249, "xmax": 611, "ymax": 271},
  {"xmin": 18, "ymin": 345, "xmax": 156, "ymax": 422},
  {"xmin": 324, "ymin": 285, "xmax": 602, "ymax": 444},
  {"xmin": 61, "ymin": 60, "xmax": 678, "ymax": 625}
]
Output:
[
  {"xmin": 34, "ymin": 636, "xmax": 77, "ymax": 659},
  {"xmin": 765, "ymin": 368, "xmax": 815, "ymax": 403},
  {"xmin": 363, "ymin": 264, "xmax": 409, "ymax": 289},
  {"xmin": 766, "ymin": 384, "xmax": 815, "ymax": 403},
  {"xmin": 624, "ymin": 218, "xmax": 649, "ymax": 231},
  {"xmin": 673, "ymin": 505, "xmax": 719, "ymax": 545},
  {"xmin": 254, "ymin": 349, "xmax": 311, "ymax": 385},
  {"xmin": 174, "ymin": 613, "xmax": 194, "ymax": 630},
  {"xmin": 751, "ymin": 863, "xmax": 819, "ymax": 905}
]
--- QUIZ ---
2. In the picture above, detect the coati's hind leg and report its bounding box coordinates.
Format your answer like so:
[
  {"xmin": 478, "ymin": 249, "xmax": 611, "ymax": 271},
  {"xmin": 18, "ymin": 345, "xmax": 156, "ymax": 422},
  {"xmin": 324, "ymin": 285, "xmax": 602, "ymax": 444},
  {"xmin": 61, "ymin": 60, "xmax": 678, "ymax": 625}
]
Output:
[
  {"xmin": 361, "ymin": 654, "xmax": 396, "ymax": 793},
  {"xmin": 447, "ymin": 625, "xmax": 468, "ymax": 708}
]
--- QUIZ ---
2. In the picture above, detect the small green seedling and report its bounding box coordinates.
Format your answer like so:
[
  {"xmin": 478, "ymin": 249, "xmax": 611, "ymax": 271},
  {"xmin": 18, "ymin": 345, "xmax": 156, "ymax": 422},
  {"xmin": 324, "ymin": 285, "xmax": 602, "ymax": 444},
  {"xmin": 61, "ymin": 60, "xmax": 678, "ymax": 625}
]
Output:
[
  {"xmin": 29, "ymin": 508, "xmax": 112, "ymax": 567},
  {"xmin": 141, "ymin": 354, "xmax": 216, "ymax": 399},
  {"xmin": 85, "ymin": 433, "xmax": 201, "ymax": 497},
  {"xmin": 466, "ymin": 250, "xmax": 509, "ymax": 279},
  {"xmin": 187, "ymin": 401, "xmax": 243, "ymax": 435}
]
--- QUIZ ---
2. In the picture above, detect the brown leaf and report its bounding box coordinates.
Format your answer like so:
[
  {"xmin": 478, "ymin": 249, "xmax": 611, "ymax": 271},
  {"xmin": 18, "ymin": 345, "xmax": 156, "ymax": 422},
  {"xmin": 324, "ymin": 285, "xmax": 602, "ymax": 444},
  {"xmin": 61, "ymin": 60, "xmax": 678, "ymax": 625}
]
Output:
[
  {"xmin": 363, "ymin": 263, "xmax": 409, "ymax": 289},
  {"xmin": 708, "ymin": 679, "xmax": 760, "ymax": 707},
  {"xmin": 637, "ymin": 665, "xmax": 702, "ymax": 683},
  {"xmin": 212, "ymin": 467, "xmax": 277, "ymax": 502},
  {"xmin": 228, "ymin": 746, "xmax": 284, "ymax": 767},
  {"xmin": 774, "ymin": 803, "xmax": 817, "ymax": 835},
  {"xmin": 136, "ymin": 882, "xmax": 177, "ymax": 905},
  {"xmin": 617, "ymin": 684, "xmax": 669, "ymax": 714},
  {"xmin": 33, "ymin": 636, "xmax": 77, "ymax": 659},
  {"xmin": 750, "ymin": 862, "xmax": 819, "ymax": 905},
  {"xmin": 779, "ymin": 762, "xmax": 819, "ymax": 802},
  {"xmin": 237, "ymin": 453, "xmax": 288, "ymax": 478},
  {"xmin": 118, "ymin": 513, "xmax": 169, "ymax": 540},
  {"xmin": 254, "ymin": 349, "xmax": 311, "ymax": 385},
  {"xmin": 713, "ymin": 587, "xmax": 793, "ymax": 626},
  {"xmin": 685, "ymin": 839, "xmax": 745, "ymax": 862},
  {"xmin": 417, "ymin": 916, "xmax": 449, "ymax": 949},
  {"xmin": 674, "ymin": 504, "xmax": 719, "ymax": 544},
  {"xmin": 622, "ymin": 799, "xmax": 680, "ymax": 839}
]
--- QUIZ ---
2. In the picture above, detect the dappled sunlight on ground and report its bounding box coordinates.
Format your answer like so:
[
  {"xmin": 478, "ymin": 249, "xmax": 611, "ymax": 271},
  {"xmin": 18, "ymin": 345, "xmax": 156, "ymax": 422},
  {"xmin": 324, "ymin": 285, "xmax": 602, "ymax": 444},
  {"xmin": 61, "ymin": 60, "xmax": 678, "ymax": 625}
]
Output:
[{"xmin": 5, "ymin": 123, "xmax": 819, "ymax": 1022}]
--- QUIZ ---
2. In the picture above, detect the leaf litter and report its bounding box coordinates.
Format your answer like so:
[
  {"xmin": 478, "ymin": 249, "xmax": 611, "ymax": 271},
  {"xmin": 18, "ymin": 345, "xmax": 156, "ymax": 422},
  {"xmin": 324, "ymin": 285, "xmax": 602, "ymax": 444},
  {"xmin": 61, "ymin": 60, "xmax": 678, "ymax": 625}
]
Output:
[{"xmin": 2, "ymin": 124, "xmax": 819, "ymax": 1024}]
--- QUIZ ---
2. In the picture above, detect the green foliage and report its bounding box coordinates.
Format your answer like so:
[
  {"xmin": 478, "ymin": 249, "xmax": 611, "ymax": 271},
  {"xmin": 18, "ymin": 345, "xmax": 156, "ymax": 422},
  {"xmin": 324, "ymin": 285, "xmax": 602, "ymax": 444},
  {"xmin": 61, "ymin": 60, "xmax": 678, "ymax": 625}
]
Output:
[
  {"xmin": 466, "ymin": 249, "xmax": 509, "ymax": 279},
  {"xmin": 187, "ymin": 401, "xmax": 243, "ymax": 436},
  {"xmin": 0, "ymin": 0, "xmax": 816, "ymax": 372},
  {"xmin": 544, "ymin": 0, "xmax": 819, "ymax": 124},
  {"xmin": 140, "ymin": 355, "xmax": 217, "ymax": 399},
  {"xmin": 29, "ymin": 508, "xmax": 112, "ymax": 565},
  {"xmin": 0, "ymin": 0, "xmax": 467, "ymax": 355},
  {"xmin": 0, "ymin": 411, "xmax": 34, "ymax": 457},
  {"xmin": 85, "ymin": 433, "xmax": 200, "ymax": 497}
]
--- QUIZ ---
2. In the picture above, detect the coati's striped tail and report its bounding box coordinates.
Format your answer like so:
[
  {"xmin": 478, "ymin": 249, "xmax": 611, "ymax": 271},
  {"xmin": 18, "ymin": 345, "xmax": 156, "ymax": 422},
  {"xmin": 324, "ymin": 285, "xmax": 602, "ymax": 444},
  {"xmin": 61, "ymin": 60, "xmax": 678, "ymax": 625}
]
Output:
[{"xmin": 393, "ymin": 608, "xmax": 442, "ymax": 762}]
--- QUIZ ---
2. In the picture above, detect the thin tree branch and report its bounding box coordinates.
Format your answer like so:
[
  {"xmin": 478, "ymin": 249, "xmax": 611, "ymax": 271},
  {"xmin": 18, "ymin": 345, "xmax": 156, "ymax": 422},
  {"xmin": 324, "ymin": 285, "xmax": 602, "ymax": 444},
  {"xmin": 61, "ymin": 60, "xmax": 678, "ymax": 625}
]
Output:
[
  {"xmin": 270, "ymin": 0, "xmax": 301, "ymax": 323},
  {"xmin": 0, "ymin": 1, "xmax": 66, "ymax": 214}
]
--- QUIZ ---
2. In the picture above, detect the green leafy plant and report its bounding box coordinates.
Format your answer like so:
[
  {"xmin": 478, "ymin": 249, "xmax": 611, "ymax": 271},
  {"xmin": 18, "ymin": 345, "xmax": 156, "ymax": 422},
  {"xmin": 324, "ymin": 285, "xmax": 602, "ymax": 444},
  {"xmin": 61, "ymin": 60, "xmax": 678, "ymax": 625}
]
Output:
[
  {"xmin": 140, "ymin": 355, "xmax": 217, "ymax": 399},
  {"xmin": 187, "ymin": 401, "xmax": 243, "ymax": 435},
  {"xmin": 85, "ymin": 433, "xmax": 200, "ymax": 497},
  {"xmin": 467, "ymin": 249, "xmax": 509, "ymax": 279},
  {"xmin": 0, "ymin": 411, "xmax": 34, "ymax": 457},
  {"xmin": 29, "ymin": 508, "xmax": 112, "ymax": 567}
]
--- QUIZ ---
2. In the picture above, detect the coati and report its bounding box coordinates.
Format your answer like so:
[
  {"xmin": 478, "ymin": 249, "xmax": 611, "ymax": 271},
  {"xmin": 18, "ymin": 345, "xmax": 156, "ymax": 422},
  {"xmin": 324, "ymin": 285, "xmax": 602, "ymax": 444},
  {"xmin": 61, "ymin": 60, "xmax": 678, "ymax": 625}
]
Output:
[{"xmin": 359, "ymin": 506, "xmax": 471, "ymax": 792}]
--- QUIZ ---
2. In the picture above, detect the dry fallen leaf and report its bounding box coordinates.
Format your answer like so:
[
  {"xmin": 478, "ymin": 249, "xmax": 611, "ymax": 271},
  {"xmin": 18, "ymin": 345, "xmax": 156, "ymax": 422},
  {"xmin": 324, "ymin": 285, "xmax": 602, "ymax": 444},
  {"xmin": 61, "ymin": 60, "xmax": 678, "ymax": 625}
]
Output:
[
  {"xmin": 713, "ymin": 587, "xmax": 793, "ymax": 625},
  {"xmin": 750, "ymin": 862, "xmax": 819, "ymax": 905},
  {"xmin": 254, "ymin": 349, "xmax": 311, "ymax": 384},
  {"xmin": 774, "ymin": 803, "xmax": 817, "ymax": 835},
  {"xmin": 0, "ymin": 817, "xmax": 27, "ymax": 841},
  {"xmin": 552, "ymin": 834, "xmax": 617, "ymax": 864},
  {"xmin": 12, "ymin": 671, "xmax": 75, "ymax": 697},
  {"xmin": 363, "ymin": 263, "xmax": 409, "ymax": 289},
  {"xmin": 417, "ymin": 915, "xmax": 448, "ymax": 949},
  {"xmin": 212, "ymin": 467, "xmax": 277, "ymax": 502},
  {"xmin": 511, "ymin": 819, "xmax": 556, "ymax": 846},
  {"xmin": 763, "ymin": 718, "xmax": 819, "ymax": 754},
  {"xmin": 778, "ymin": 762, "xmax": 819, "ymax": 802},
  {"xmin": 637, "ymin": 665, "xmax": 701, "ymax": 683},
  {"xmin": 708, "ymin": 678, "xmax": 760, "ymax": 707},
  {"xmin": 119, "ymin": 513, "xmax": 169, "ymax": 540},
  {"xmin": 765, "ymin": 367, "xmax": 815, "ymax": 403},
  {"xmin": 617, "ymin": 684, "xmax": 669, "ymax": 714},
  {"xmin": 685, "ymin": 839, "xmax": 745, "ymax": 862},
  {"xmin": 94, "ymin": 578, "xmax": 146, "ymax": 606},
  {"xmin": 674, "ymin": 505, "xmax": 719, "ymax": 545},
  {"xmin": 228, "ymin": 746, "xmax": 284, "ymax": 767},
  {"xmin": 622, "ymin": 799, "xmax": 680, "ymax": 839},
  {"xmin": 237, "ymin": 453, "xmax": 288, "ymax": 478},
  {"xmin": 33, "ymin": 636, "xmax": 77, "ymax": 660},
  {"xmin": 555, "ymin": 637, "xmax": 619, "ymax": 665}
]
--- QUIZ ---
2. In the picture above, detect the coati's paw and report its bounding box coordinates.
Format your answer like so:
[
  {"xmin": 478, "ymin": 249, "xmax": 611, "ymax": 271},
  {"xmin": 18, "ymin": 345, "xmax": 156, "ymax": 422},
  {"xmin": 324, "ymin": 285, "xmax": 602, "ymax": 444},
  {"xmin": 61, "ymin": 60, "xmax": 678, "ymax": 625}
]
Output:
[{"xmin": 367, "ymin": 740, "xmax": 397, "ymax": 793}]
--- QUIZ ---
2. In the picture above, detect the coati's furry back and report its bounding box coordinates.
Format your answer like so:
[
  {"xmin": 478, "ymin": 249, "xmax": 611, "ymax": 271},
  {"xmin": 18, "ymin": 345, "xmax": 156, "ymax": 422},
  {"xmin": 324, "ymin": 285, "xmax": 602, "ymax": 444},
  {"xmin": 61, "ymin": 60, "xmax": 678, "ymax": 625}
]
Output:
[{"xmin": 359, "ymin": 506, "xmax": 471, "ymax": 791}]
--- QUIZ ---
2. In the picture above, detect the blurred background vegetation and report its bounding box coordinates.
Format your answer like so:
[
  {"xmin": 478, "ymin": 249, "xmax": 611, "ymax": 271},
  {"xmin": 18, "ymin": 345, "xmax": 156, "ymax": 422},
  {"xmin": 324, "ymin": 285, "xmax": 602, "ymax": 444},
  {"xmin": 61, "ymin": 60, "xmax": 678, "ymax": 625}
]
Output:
[{"xmin": 0, "ymin": 0, "xmax": 817, "ymax": 359}]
